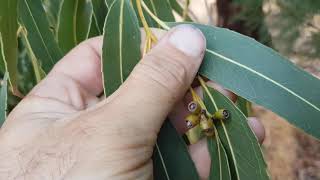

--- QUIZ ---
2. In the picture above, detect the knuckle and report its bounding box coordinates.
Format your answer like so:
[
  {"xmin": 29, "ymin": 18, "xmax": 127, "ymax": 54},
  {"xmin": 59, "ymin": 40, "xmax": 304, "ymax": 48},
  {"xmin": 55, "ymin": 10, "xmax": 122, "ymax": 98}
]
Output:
[{"xmin": 135, "ymin": 50, "xmax": 191, "ymax": 91}]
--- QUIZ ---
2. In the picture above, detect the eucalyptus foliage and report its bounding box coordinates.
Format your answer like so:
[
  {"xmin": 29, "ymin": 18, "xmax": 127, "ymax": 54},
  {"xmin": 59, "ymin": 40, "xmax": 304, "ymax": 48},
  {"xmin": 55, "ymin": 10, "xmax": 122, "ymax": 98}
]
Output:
[{"xmin": 0, "ymin": 0, "xmax": 319, "ymax": 180}]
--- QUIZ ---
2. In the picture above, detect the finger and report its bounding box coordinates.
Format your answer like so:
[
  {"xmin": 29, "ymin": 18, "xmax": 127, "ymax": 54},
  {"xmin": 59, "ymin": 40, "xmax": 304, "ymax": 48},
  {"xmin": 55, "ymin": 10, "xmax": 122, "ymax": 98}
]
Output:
[
  {"xmin": 28, "ymin": 28, "xmax": 168, "ymax": 110},
  {"xmin": 188, "ymin": 118, "xmax": 266, "ymax": 179},
  {"xmin": 248, "ymin": 117, "xmax": 265, "ymax": 144},
  {"xmin": 28, "ymin": 37, "xmax": 103, "ymax": 110},
  {"xmin": 98, "ymin": 25, "xmax": 206, "ymax": 133}
]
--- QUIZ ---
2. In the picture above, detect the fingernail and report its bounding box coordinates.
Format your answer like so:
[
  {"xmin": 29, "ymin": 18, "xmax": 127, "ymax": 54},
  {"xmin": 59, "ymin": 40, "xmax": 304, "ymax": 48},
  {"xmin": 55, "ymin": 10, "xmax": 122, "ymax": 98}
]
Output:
[{"xmin": 169, "ymin": 25, "xmax": 206, "ymax": 58}]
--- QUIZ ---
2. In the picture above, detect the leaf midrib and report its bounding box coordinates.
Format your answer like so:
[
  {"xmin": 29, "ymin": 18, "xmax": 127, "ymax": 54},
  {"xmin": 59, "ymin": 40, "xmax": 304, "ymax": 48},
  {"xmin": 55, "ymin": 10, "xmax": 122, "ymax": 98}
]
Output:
[
  {"xmin": 206, "ymin": 49, "xmax": 320, "ymax": 113},
  {"xmin": 156, "ymin": 143, "xmax": 170, "ymax": 180},
  {"xmin": 23, "ymin": 0, "xmax": 54, "ymax": 65},
  {"xmin": 203, "ymin": 85, "xmax": 241, "ymax": 179},
  {"xmin": 119, "ymin": 0, "xmax": 124, "ymax": 83},
  {"xmin": 73, "ymin": 0, "xmax": 79, "ymax": 45}
]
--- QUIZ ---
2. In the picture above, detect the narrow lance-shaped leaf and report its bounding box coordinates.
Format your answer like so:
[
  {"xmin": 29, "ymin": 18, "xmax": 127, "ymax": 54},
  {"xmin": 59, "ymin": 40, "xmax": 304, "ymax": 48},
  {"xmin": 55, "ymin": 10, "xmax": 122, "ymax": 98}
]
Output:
[
  {"xmin": 154, "ymin": 121, "xmax": 200, "ymax": 180},
  {"xmin": 236, "ymin": 97, "xmax": 250, "ymax": 117},
  {"xmin": 0, "ymin": 0, "xmax": 19, "ymax": 92},
  {"xmin": 0, "ymin": 35, "xmax": 4, "ymax": 74},
  {"xmin": 0, "ymin": 73, "xmax": 8, "ymax": 126},
  {"xmin": 57, "ymin": 0, "xmax": 93, "ymax": 54},
  {"xmin": 92, "ymin": 0, "xmax": 108, "ymax": 34},
  {"xmin": 168, "ymin": 0, "xmax": 191, "ymax": 21},
  {"xmin": 132, "ymin": 0, "xmax": 175, "ymax": 28},
  {"xmin": 88, "ymin": 17, "xmax": 101, "ymax": 38},
  {"xmin": 169, "ymin": 22, "xmax": 320, "ymax": 140},
  {"xmin": 18, "ymin": 0, "xmax": 63, "ymax": 73},
  {"xmin": 42, "ymin": 0, "xmax": 63, "ymax": 38},
  {"xmin": 208, "ymin": 135, "xmax": 231, "ymax": 180},
  {"xmin": 102, "ymin": 0, "xmax": 141, "ymax": 96},
  {"xmin": 204, "ymin": 87, "xmax": 269, "ymax": 180}
]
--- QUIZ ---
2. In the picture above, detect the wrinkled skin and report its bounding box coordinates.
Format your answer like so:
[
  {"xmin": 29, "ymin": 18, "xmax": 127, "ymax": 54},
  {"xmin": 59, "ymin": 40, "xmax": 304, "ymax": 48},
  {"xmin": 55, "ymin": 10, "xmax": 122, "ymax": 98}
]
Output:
[{"xmin": 0, "ymin": 25, "xmax": 264, "ymax": 180}]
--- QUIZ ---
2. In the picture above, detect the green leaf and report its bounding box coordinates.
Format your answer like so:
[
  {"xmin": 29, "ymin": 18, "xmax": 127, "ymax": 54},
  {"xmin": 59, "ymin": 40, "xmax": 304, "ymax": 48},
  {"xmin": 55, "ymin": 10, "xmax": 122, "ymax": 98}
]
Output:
[
  {"xmin": 0, "ymin": 34, "xmax": 6, "ymax": 75},
  {"xmin": 208, "ymin": 136, "xmax": 231, "ymax": 180},
  {"xmin": 0, "ymin": 73, "xmax": 8, "ymax": 126},
  {"xmin": 105, "ymin": 0, "xmax": 115, "ymax": 7},
  {"xmin": 18, "ymin": 33, "xmax": 43, "ymax": 95},
  {"xmin": 132, "ymin": 0, "xmax": 175, "ymax": 28},
  {"xmin": 169, "ymin": 22, "xmax": 320, "ymax": 140},
  {"xmin": 0, "ymin": 0, "xmax": 19, "ymax": 91},
  {"xmin": 153, "ymin": 121, "xmax": 200, "ymax": 180},
  {"xmin": 18, "ymin": 0, "xmax": 63, "ymax": 73},
  {"xmin": 204, "ymin": 87, "xmax": 269, "ymax": 180},
  {"xmin": 92, "ymin": 0, "xmax": 108, "ymax": 34},
  {"xmin": 88, "ymin": 17, "xmax": 101, "ymax": 38},
  {"xmin": 102, "ymin": 0, "xmax": 141, "ymax": 96},
  {"xmin": 42, "ymin": 0, "xmax": 63, "ymax": 38},
  {"xmin": 168, "ymin": 0, "xmax": 191, "ymax": 21},
  {"xmin": 236, "ymin": 97, "xmax": 250, "ymax": 117},
  {"xmin": 57, "ymin": 0, "xmax": 93, "ymax": 54}
]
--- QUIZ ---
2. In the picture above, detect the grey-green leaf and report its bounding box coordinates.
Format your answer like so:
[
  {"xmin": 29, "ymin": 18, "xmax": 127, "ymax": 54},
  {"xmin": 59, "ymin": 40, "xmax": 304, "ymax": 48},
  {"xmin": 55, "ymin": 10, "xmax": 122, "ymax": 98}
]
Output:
[
  {"xmin": 153, "ymin": 121, "xmax": 200, "ymax": 180},
  {"xmin": 0, "ymin": 0, "xmax": 19, "ymax": 91},
  {"xmin": 0, "ymin": 73, "xmax": 8, "ymax": 126},
  {"xmin": 57, "ymin": 0, "xmax": 93, "ymax": 54},
  {"xmin": 208, "ymin": 136, "xmax": 231, "ymax": 180},
  {"xmin": 169, "ymin": 22, "xmax": 320, "ymax": 140},
  {"xmin": 18, "ymin": 0, "xmax": 63, "ymax": 73},
  {"xmin": 204, "ymin": 87, "xmax": 269, "ymax": 180},
  {"xmin": 102, "ymin": 0, "xmax": 141, "ymax": 96}
]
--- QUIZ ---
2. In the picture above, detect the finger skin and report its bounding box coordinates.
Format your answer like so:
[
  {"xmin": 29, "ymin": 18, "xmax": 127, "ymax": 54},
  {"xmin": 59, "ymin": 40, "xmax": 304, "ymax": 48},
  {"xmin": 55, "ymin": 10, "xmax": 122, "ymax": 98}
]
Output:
[{"xmin": 95, "ymin": 25, "xmax": 206, "ymax": 133}]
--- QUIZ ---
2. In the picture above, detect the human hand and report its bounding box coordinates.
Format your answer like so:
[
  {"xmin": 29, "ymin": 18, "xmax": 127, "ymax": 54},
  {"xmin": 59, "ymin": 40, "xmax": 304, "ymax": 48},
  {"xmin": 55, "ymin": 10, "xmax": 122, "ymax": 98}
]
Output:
[{"xmin": 0, "ymin": 25, "xmax": 264, "ymax": 180}]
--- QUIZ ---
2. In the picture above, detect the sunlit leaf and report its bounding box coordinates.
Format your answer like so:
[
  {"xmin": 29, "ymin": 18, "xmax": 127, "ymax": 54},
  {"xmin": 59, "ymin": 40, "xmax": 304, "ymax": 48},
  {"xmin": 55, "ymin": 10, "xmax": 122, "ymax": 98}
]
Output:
[
  {"xmin": 154, "ymin": 121, "xmax": 200, "ymax": 180},
  {"xmin": 102, "ymin": 0, "xmax": 141, "ymax": 96},
  {"xmin": 169, "ymin": 22, "xmax": 320, "ymax": 140},
  {"xmin": 0, "ymin": 0, "xmax": 19, "ymax": 92},
  {"xmin": 204, "ymin": 87, "xmax": 269, "ymax": 180},
  {"xmin": 18, "ymin": 0, "xmax": 63, "ymax": 73},
  {"xmin": 57, "ymin": 0, "xmax": 93, "ymax": 54}
]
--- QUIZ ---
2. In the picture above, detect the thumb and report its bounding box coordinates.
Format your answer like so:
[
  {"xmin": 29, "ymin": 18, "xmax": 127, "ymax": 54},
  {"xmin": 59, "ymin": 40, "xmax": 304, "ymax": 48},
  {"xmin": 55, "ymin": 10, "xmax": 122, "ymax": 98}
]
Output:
[{"xmin": 102, "ymin": 25, "xmax": 206, "ymax": 133}]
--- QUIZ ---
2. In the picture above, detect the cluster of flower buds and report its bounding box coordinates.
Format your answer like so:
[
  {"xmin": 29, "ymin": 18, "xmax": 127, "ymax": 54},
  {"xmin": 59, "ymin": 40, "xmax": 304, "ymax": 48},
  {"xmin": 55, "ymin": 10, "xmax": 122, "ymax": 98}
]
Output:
[{"xmin": 185, "ymin": 101, "xmax": 230, "ymax": 137}]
